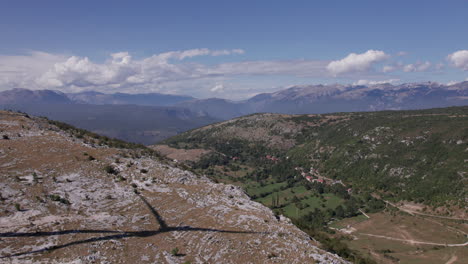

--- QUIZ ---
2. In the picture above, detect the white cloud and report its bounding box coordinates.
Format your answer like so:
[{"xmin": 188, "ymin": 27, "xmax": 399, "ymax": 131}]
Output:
[
  {"xmin": 5, "ymin": 48, "xmax": 451, "ymax": 99},
  {"xmin": 327, "ymin": 50, "xmax": 389, "ymax": 76},
  {"xmin": 403, "ymin": 61, "xmax": 432, "ymax": 72},
  {"xmin": 205, "ymin": 59, "xmax": 328, "ymax": 77},
  {"xmin": 210, "ymin": 83, "xmax": 225, "ymax": 92},
  {"xmin": 447, "ymin": 50, "xmax": 468, "ymax": 70},
  {"xmin": 0, "ymin": 49, "xmax": 331, "ymax": 96},
  {"xmin": 382, "ymin": 65, "xmax": 396, "ymax": 73},
  {"xmin": 0, "ymin": 51, "xmax": 67, "ymax": 89},
  {"xmin": 353, "ymin": 79, "xmax": 400, "ymax": 86}
]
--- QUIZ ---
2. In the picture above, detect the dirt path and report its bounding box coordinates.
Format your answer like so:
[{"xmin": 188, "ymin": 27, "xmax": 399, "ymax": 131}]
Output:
[
  {"xmin": 445, "ymin": 255, "xmax": 458, "ymax": 264},
  {"xmin": 358, "ymin": 233, "xmax": 468, "ymax": 247},
  {"xmin": 424, "ymin": 216, "xmax": 468, "ymax": 236},
  {"xmin": 358, "ymin": 209, "xmax": 370, "ymax": 219},
  {"xmin": 384, "ymin": 201, "xmax": 467, "ymax": 221}
]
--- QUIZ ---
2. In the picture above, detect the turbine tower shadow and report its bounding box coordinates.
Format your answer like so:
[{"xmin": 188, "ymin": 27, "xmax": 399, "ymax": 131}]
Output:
[{"xmin": 1, "ymin": 193, "xmax": 265, "ymax": 258}]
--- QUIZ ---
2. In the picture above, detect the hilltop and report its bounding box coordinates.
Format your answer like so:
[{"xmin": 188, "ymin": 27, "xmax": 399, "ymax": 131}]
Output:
[{"xmin": 0, "ymin": 111, "xmax": 347, "ymax": 263}]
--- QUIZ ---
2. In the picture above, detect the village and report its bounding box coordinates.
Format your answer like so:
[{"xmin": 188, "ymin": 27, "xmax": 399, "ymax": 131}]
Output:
[
  {"xmin": 296, "ymin": 166, "xmax": 352, "ymax": 194},
  {"xmin": 263, "ymin": 154, "xmax": 353, "ymax": 195}
]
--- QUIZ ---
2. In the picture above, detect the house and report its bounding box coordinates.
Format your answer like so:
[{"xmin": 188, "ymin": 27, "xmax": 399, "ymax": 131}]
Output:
[
  {"xmin": 265, "ymin": 155, "xmax": 280, "ymax": 162},
  {"xmin": 305, "ymin": 176, "xmax": 313, "ymax": 182}
]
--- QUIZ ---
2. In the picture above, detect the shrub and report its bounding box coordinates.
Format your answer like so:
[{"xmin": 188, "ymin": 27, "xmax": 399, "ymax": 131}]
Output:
[
  {"xmin": 171, "ymin": 247, "xmax": 179, "ymax": 256},
  {"xmin": 49, "ymin": 194, "xmax": 71, "ymax": 205},
  {"xmin": 2, "ymin": 135, "xmax": 9, "ymax": 140},
  {"xmin": 104, "ymin": 165, "xmax": 118, "ymax": 175},
  {"xmin": 116, "ymin": 175, "xmax": 126, "ymax": 182}
]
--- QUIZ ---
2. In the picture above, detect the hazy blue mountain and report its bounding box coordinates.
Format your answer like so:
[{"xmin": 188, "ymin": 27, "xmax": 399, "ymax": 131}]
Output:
[
  {"xmin": 176, "ymin": 98, "xmax": 249, "ymax": 120},
  {"xmin": 0, "ymin": 88, "xmax": 72, "ymax": 105},
  {"xmin": 1, "ymin": 82, "xmax": 466, "ymax": 143},
  {"xmin": 181, "ymin": 82, "xmax": 468, "ymax": 119},
  {"xmin": 1, "ymin": 103, "xmax": 218, "ymax": 145},
  {"xmin": 67, "ymin": 91, "xmax": 194, "ymax": 106}
]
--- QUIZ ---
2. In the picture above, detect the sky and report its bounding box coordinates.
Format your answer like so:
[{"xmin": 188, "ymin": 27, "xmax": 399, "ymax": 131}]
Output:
[{"xmin": 0, "ymin": 0, "xmax": 467, "ymax": 99}]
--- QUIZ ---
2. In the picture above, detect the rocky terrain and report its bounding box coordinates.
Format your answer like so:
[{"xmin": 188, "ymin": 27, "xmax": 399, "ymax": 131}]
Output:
[{"xmin": 0, "ymin": 111, "xmax": 347, "ymax": 263}]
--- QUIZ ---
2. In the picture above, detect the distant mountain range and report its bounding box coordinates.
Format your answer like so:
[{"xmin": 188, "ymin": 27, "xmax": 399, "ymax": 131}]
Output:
[
  {"xmin": 1, "ymin": 81, "xmax": 467, "ymax": 143},
  {"xmin": 67, "ymin": 90, "xmax": 194, "ymax": 106},
  {"xmin": 180, "ymin": 81, "xmax": 468, "ymax": 119},
  {"xmin": 0, "ymin": 88, "xmax": 72, "ymax": 105},
  {"xmin": 0, "ymin": 89, "xmax": 215, "ymax": 144}
]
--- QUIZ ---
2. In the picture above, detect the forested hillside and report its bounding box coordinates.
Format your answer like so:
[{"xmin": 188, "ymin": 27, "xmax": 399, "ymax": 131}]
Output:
[
  {"xmin": 164, "ymin": 106, "xmax": 467, "ymax": 207},
  {"xmin": 159, "ymin": 106, "xmax": 468, "ymax": 263}
]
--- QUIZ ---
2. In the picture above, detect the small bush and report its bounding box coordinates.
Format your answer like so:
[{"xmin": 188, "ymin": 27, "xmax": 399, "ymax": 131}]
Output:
[
  {"xmin": 171, "ymin": 247, "xmax": 179, "ymax": 256},
  {"xmin": 2, "ymin": 135, "xmax": 9, "ymax": 140},
  {"xmin": 140, "ymin": 169, "xmax": 148, "ymax": 174},
  {"xmin": 104, "ymin": 165, "xmax": 118, "ymax": 175},
  {"xmin": 14, "ymin": 203, "xmax": 21, "ymax": 211},
  {"xmin": 116, "ymin": 175, "xmax": 126, "ymax": 182},
  {"xmin": 49, "ymin": 194, "xmax": 71, "ymax": 205}
]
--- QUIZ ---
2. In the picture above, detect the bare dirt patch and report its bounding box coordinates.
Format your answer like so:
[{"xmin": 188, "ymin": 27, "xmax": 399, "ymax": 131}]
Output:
[{"xmin": 151, "ymin": 145, "xmax": 211, "ymax": 162}]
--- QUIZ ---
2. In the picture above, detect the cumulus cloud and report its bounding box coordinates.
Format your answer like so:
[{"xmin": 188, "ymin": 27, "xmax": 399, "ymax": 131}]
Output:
[
  {"xmin": 327, "ymin": 50, "xmax": 389, "ymax": 76},
  {"xmin": 353, "ymin": 79, "xmax": 400, "ymax": 86},
  {"xmin": 403, "ymin": 61, "xmax": 432, "ymax": 72},
  {"xmin": 447, "ymin": 50, "xmax": 468, "ymax": 70},
  {"xmin": 0, "ymin": 49, "xmax": 331, "ymax": 96},
  {"xmin": 2, "ymin": 48, "xmax": 246, "ymax": 93},
  {"xmin": 0, "ymin": 51, "xmax": 66, "ymax": 89},
  {"xmin": 3, "ymin": 48, "xmax": 443, "ymax": 98},
  {"xmin": 37, "ymin": 53, "xmax": 139, "ymax": 88}
]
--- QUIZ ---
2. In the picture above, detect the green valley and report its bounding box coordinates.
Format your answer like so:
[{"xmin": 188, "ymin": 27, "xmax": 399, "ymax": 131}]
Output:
[{"xmin": 156, "ymin": 106, "xmax": 468, "ymax": 263}]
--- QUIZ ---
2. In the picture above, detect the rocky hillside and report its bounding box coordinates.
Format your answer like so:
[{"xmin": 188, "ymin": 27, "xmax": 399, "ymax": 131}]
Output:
[{"xmin": 0, "ymin": 111, "xmax": 347, "ymax": 263}]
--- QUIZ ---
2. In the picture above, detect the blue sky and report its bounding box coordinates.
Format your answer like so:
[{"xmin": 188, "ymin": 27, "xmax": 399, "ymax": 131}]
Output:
[{"xmin": 0, "ymin": 0, "xmax": 467, "ymax": 99}]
